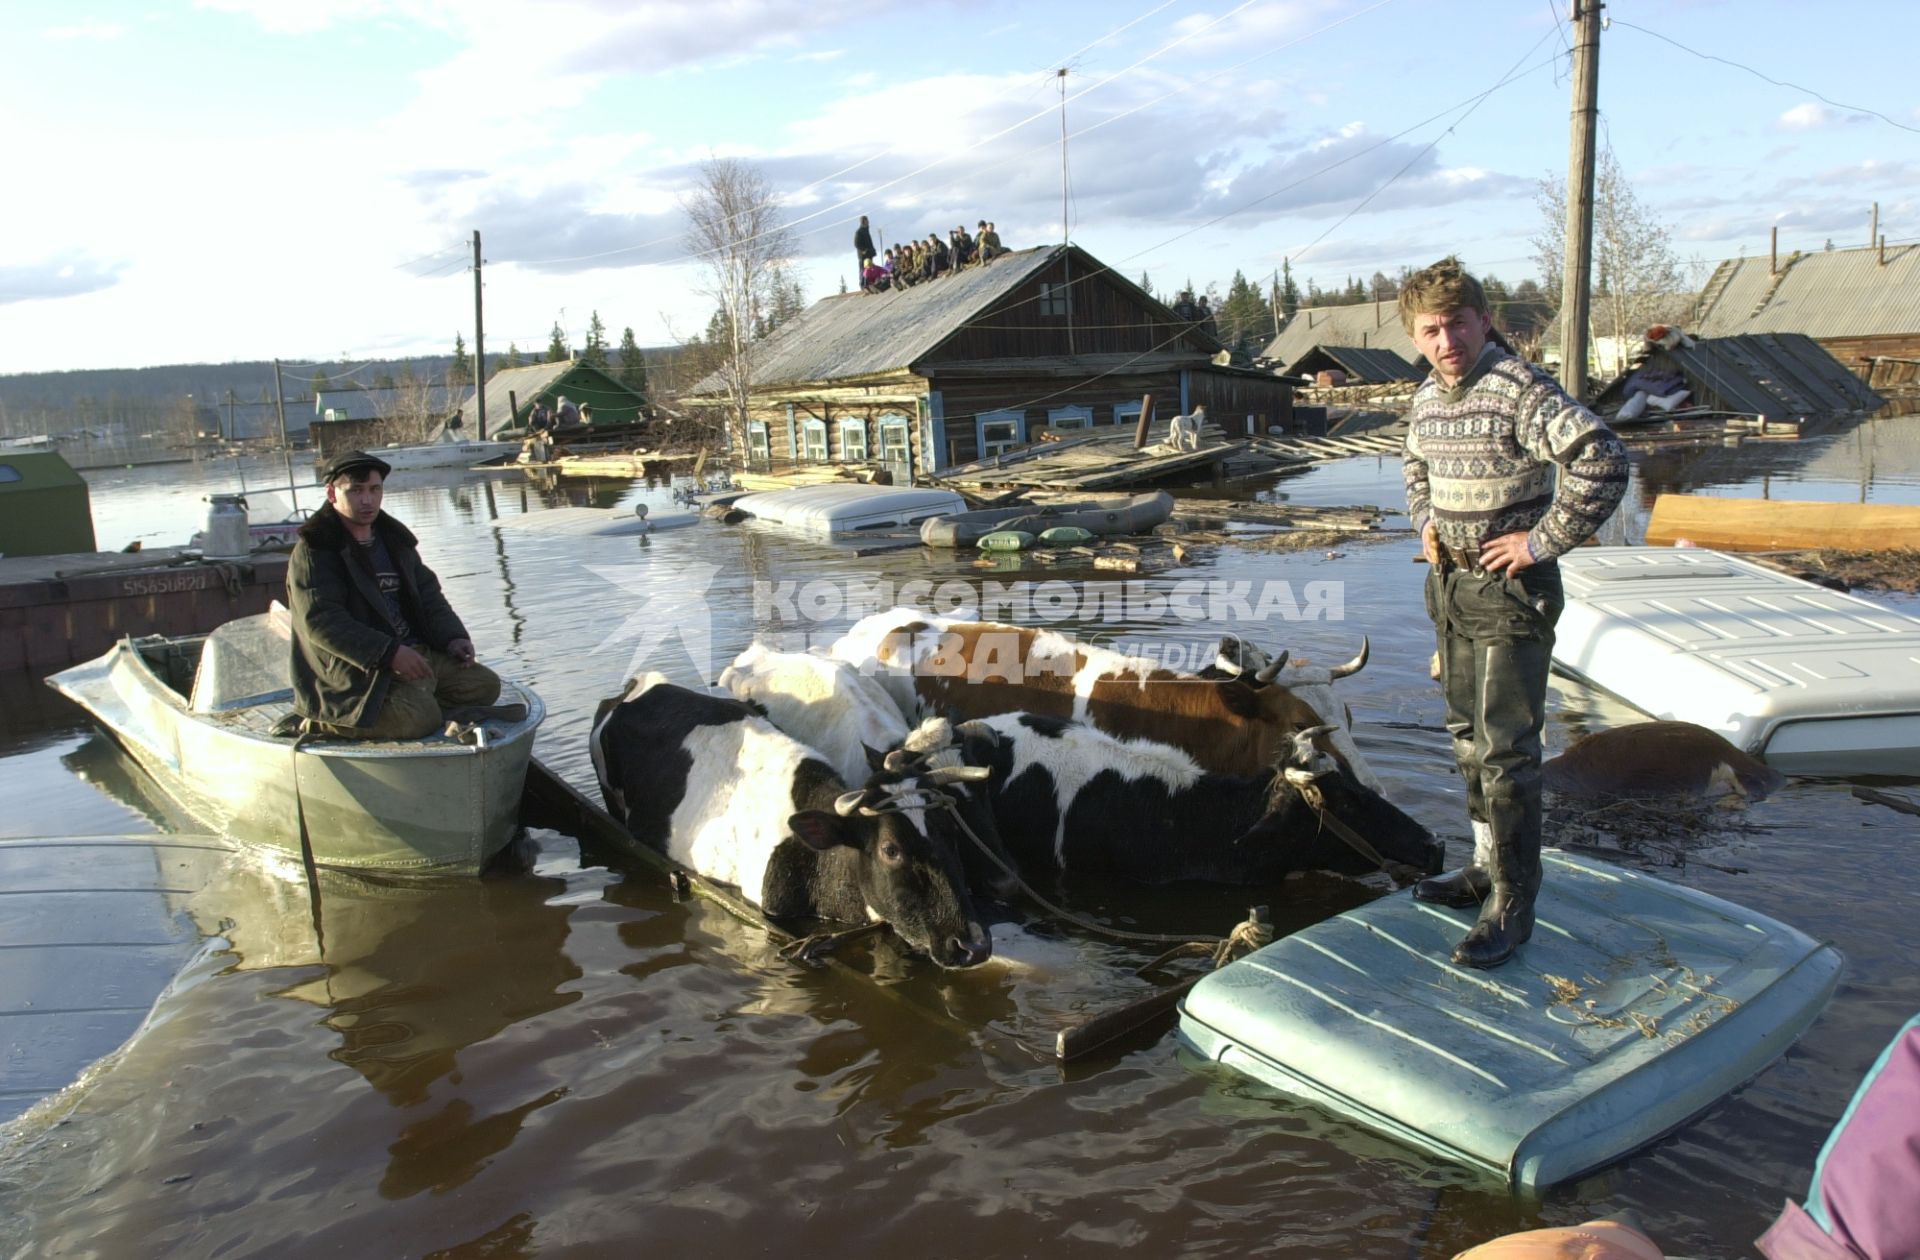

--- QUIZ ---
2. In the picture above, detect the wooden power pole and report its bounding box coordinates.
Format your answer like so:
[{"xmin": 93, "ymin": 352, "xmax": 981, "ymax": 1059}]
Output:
[
  {"xmin": 1559, "ymin": 0, "xmax": 1603, "ymax": 401},
  {"xmin": 472, "ymin": 229, "xmax": 488, "ymax": 438}
]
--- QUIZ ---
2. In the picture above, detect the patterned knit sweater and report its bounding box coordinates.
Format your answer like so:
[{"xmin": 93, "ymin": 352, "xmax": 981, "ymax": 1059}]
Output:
[{"xmin": 1403, "ymin": 346, "xmax": 1628, "ymax": 561}]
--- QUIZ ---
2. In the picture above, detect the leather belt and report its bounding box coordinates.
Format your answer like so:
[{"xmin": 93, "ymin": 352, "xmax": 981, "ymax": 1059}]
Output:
[{"xmin": 1438, "ymin": 542, "xmax": 1490, "ymax": 575}]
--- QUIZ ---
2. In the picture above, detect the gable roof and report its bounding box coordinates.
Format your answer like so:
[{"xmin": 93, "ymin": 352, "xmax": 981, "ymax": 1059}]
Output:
[
  {"xmin": 313, "ymin": 383, "xmax": 464, "ymax": 423},
  {"xmin": 1284, "ymin": 344, "xmax": 1422, "ymax": 383},
  {"xmin": 1693, "ymin": 244, "xmax": 1920, "ymax": 339},
  {"xmin": 688, "ymin": 244, "xmax": 1218, "ymax": 395},
  {"xmin": 1261, "ymin": 300, "xmax": 1418, "ymax": 368},
  {"xmin": 1593, "ymin": 333, "xmax": 1884, "ymax": 417},
  {"xmin": 457, "ymin": 360, "xmax": 574, "ymax": 431}
]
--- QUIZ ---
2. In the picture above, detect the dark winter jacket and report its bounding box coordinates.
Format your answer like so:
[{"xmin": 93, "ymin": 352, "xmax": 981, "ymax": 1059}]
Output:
[
  {"xmin": 854, "ymin": 222, "xmax": 875, "ymax": 259},
  {"xmin": 288, "ymin": 503, "xmax": 469, "ymax": 728}
]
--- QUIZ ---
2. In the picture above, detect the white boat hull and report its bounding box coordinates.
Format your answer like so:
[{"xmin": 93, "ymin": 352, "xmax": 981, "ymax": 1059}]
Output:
[
  {"xmin": 48, "ymin": 625, "xmax": 543, "ymax": 875},
  {"xmin": 316, "ymin": 440, "xmax": 517, "ymax": 472}
]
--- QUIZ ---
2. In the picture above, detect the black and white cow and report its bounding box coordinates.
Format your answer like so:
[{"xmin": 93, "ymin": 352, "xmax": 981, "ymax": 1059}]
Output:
[
  {"xmin": 942, "ymin": 711, "xmax": 1443, "ymax": 886},
  {"xmin": 591, "ymin": 674, "xmax": 995, "ymax": 968}
]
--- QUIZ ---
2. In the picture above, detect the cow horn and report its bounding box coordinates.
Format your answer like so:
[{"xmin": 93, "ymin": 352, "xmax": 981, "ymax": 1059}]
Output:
[
  {"xmin": 883, "ymin": 749, "xmax": 916, "ymax": 772},
  {"xmin": 1329, "ymin": 637, "xmax": 1370, "ymax": 679},
  {"xmin": 925, "ymin": 765, "xmax": 991, "ymax": 785},
  {"xmin": 1252, "ymin": 649, "xmax": 1290, "ymax": 684},
  {"xmin": 833, "ymin": 789, "xmax": 867, "ymax": 817}
]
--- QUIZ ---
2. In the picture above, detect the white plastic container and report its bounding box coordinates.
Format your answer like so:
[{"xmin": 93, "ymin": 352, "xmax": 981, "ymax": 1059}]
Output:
[{"xmin": 201, "ymin": 494, "xmax": 251, "ymax": 559}]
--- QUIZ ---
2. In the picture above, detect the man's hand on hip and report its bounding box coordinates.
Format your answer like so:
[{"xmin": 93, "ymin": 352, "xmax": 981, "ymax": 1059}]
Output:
[
  {"xmin": 446, "ymin": 638, "xmax": 477, "ymax": 667},
  {"xmin": 1480, "ymin": 530, "xmax": 1536, "ymax": 576},
  {"xmin": 391, "ymin": 644, "xmax": 432, "ymax": 681},
  {"xmin": 1421, "ymin": 521, "xmax": 1441, "ymax": 566}
]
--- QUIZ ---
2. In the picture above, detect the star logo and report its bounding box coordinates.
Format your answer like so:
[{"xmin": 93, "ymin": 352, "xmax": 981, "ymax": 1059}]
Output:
[{"xmin": 587, "ymin": 560, "xmax": 724, "ymax": 684}]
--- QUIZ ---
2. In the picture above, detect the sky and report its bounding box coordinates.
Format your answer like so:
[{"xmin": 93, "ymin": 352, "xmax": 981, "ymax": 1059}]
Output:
[{"xmin": 2, "ymin": 0, "xmax": 1916, "ymax": 375}]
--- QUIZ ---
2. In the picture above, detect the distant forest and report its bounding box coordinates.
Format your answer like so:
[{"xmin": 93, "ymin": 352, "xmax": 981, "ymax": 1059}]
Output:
[{"xmin": 0, "ymin": 346, "xmax": 688, "ymax": 440}]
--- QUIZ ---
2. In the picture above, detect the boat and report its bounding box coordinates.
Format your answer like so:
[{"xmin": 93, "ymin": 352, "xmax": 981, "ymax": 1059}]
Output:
[
  {"xmin": 45, "ymin": 609, "xmax": 545, "ymax": 876},
  {"xmin": 918, "ymin": 491, "xmax": 1176, "ymax": 547},
  {"xmin": 1178, "ymin": 850, "xmax": 1842, "ymax": 1191},
  {"xmin": 316, "ymin": 428, "xmax": 517, "ymax": 473},
  {"xmin": 1550, "ymin": 546, "xmax": 1920, "ymax": 775},
  {"xmin": 730, "ymin": 484, "xmax": 967, "ymax": 540}
]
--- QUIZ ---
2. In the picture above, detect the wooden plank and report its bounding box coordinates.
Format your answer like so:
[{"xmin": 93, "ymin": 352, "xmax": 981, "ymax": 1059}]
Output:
[{"xmin": 1645, "ymin": 494, "xmax": 1920, "ymax": 552}]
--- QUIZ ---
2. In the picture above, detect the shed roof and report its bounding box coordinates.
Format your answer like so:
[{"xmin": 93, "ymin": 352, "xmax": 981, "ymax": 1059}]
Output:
[
  {"xmin": 1692, "ymin": 244, "xmax": 1920, "ymax": 339},
  {"xmin": 688, "ymin": 244, "xmax": 1218, "ymax": 395},
  {"xmin": 456, "ymin": 360, "xmax": 575, "ymax": 431},
  {"xmin": 1284, "ymin": 344, "xmax": 1423, "ymax": 383},
  {"xmin": 1261, "ymin": 300, "xmax": 1417, "ymax": 368},
  {"xmin": 1593, "ymin": 333, "xmax": 1885, "ymax": 418}
]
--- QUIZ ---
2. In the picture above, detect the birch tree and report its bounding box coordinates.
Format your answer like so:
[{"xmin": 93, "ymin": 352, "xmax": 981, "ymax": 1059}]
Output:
[
  {"xmin": 682, "ymin": 158, "xmax": 794, "ymax": 447},
  {"xmin": 1533, "ymin": 147, "xmax": 1687, "ymax": 363}
]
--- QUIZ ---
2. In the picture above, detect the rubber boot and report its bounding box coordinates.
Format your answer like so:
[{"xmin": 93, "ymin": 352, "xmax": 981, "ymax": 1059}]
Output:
[
  {"xmin": 1452, "ymin": 799, "xmax": 1542, "ymax": 970},
  {"xmin": 1415, "ymin": 820, "xmax": 1493, "ymax": 907}
]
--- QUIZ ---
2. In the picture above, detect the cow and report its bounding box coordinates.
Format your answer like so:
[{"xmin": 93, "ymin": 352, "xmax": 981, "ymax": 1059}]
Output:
[
  {"xmin": 717, "ymin": 642, "xmax": 909, "ymax": 789},
  {"xmin": 829, "ymin": 608, "xmax": 1379, "ymax": 787},
  {"xmin": 938, "ymin": 712, "xmax": 1443, "ymax": 886},
  {"xmin": 590, "ymin": 674, "xmax": 995, "ymax": 969},
  {"xmin": 1544, "ymin": 721, "xmax": 1786, "ymax": 800}
]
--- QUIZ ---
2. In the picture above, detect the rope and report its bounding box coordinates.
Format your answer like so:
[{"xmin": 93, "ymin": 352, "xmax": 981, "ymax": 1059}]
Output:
[{"xmin": 869, "ymin": 790, "xmax": 1242, "ymax": 948}]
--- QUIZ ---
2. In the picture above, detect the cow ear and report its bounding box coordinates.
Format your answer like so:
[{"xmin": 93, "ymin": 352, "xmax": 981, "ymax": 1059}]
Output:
[
  {"xmin": 863, "ymin": 744, "xmax": 888, "ymax": 772},
  {"xmin": 1218, "ymin": 679, "xmax": 1262, "ymax": 718},
  {"xmin": 790, "ymin": 810, "xmax": 853, "ymax": 851}
]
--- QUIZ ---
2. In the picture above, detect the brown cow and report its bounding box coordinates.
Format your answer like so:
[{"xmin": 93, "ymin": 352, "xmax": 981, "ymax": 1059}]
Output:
[{"xmin": 830, "ymin": 609, "xmax": 1375, "ymax": 783}]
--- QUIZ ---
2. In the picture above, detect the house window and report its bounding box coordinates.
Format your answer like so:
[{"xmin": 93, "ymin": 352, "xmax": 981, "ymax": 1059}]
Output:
[
  {"xmin": 1113, "ymin": 401, "xmax": 1143, "ymax": 430},
  {"xmin": 839, "ymin": 417, "xmax": 869, "ymax": 462},
  {"xmin": 1047, "ymin": 405, "xmax": 1092, "ymax": 431},
  {"xmin": 1039, "ymin": 283, "xmax": 1069, "ymax": 317},
  {"xmin": 977, "ymin": 409, "xmax": 1025, "ymax": 458},
  {"xmin": 747, "ymin": 422, "xmax": 771, "ymax": 464},
  {"xmin": 801, "ymin": 418, "xmax": 829, "ymax": 463},
  {"xmin": 879, "ymin": 413, "xmax": 912, "ymax": 475}
]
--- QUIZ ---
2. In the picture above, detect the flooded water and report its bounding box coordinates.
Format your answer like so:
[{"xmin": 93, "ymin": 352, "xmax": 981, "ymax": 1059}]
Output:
[{"xmin": 3, "ymin": 418, "xmax": 1918, "ymax": 1258}]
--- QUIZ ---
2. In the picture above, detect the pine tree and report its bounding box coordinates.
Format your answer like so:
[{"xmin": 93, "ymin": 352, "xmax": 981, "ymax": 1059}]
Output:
[
  {"xmin": 617, "ymin": 327, "xmax": 650, "ymax": 401},
  {"xmin": 449, "ymin": 332, "xmax": 473, "ymax": 388},
  {"xmin": 581, "ymin": 311, "xmax": 609, "ymax": 372},
  {"xmin": 1218, "ymin": 270, "xmax": 1275, "ymax": 353},
  {"xmin": 1138, "ymin": 271, "xmax": 1155, "ymax": 299},
  {"xmin": 501, "ymin": 343, "xmax": 522, "ymax": 372},
  {"xmin": 309, "ymin": 370, "xmax": 329, "ymax": 396},
  {"xmin": 1279, "ymin": 258, "xmax": 1301, "ymax": 317},
  {"xmin": 547, "ymin": 322, "xmax": 569, "ymax": 362}
]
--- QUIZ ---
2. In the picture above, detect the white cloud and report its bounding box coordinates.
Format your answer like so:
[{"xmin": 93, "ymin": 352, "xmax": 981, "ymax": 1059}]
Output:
[{"xmin": 1777, "ymin": 102, "xmax": 1835, "ymax": 130}]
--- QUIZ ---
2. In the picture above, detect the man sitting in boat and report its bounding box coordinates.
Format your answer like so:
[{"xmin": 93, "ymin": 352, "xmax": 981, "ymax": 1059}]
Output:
[{"xmin": 288, "ymin": 450, "xmax": 501, "ymax": 740}]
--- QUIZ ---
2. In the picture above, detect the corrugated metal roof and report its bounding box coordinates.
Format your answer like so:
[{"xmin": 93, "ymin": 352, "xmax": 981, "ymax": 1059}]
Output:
[
  {"xmin": 1693, "ymin": 244, "xmax": 1920, "ymax": 339},
  {"xmin": 1594, "ymin": 333, "xmax": 1884, "ymax": 417},
  {"xmin": 455, "ymin": 360, "xmax": 575, "ymax": 430},
  {"xmin": 1284, "ymin": 344, "xmax": 1422, "ymax": 382},
  {"xmin": 1261, "ymin": 300, "xmax": 1417, "ymax": 368}
]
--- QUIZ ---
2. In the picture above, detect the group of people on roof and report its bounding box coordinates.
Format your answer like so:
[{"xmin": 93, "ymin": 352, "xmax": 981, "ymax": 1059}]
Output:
[{"xmin": 855, "ymin": 214, "xmax": 1005, "ymax": 294}]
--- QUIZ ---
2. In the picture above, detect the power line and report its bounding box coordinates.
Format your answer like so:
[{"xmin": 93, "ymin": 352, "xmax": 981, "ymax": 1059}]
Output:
[{"xmin": 1611, "ymin": 17, "xmax": 1920, "ymax": 136}]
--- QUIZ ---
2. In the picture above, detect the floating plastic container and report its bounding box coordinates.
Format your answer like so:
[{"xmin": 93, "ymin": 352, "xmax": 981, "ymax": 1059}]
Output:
[
  {"xmin": 1038, "ymin": 526, "xmax": 1095, "ymax": 546},
  {"xmin": 977, "ymin": 530, "xmax": 1035, "ymax": 552},
  {"xmin": 1551, "ymin": 546, "xmax": 1920, "ymax": 775},
  {"xmin": 201, "ymin": 494, "xmax": 251, "ymax": 559},
  {"xmin": 1178, "ymin": 850, "xmax": 1842, "ymax": 1191}
]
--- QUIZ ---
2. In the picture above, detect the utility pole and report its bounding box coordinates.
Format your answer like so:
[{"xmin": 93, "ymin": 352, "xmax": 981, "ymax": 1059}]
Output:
[
  {"xmin": 1559, "ymin": 0, "xmax": 1603, "ymax": 401},
  {"xmin": 1058, "ymin": 67, "xmax": 1075, "ymax": 357},
  {"xmin": 225, "ymin": 389, "xmax": 236, "ymax": 443},
  {"xmin": 472, "ymin": 229, "xmax": 487, "ymax": 439},
  {"xmin": 1271, "ymin": 268, "xmax": 1282, "ymax": 340},
  {"xmin": 273, "ymin": 359, "xmax": 299, "ymax": 512}
]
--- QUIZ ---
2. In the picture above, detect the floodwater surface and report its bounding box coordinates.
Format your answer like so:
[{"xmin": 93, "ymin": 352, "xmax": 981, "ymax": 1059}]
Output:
[{"xmin": 2, "ymin": 417, "xmax": 1917, "ymax": 1258}]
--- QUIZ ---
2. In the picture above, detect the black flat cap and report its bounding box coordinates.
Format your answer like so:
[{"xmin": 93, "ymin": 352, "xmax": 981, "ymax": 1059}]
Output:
[{"xmin": 323, "ymin": 450, "xmax": 393, "ymax": 482}]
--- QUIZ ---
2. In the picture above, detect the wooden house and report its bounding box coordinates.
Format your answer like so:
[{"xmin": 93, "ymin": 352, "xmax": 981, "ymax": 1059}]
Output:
[{"xmin": 683, "ymin": 245, "xmax": 1294, "ymax": 479}]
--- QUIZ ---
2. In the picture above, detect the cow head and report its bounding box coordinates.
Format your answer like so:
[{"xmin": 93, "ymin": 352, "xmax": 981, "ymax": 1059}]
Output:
[
  {"xmin": 1211, "ymin": 638, "xmax": 1381, "ymax": 791},
  {"xmin": 1233, "ymin": 725, "xmax": 1443, "ymax": 882},
  {"xmin": 787, "ymin": 752, "xmax": 995, "ymax": 969}
]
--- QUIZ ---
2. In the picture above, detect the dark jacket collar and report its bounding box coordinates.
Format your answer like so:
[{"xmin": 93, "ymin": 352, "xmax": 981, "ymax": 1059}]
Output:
[{"xmin": 297, "ymin": 501, "xmax": 419, "ymax": 551}]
